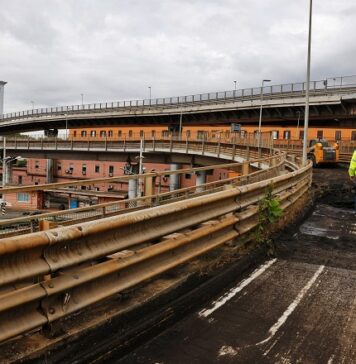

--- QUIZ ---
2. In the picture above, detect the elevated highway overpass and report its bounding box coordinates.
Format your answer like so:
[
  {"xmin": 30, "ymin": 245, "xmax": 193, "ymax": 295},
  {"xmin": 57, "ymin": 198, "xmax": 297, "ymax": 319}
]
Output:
[{"xmin": 1, "ymin": 75, "xmax": 356, "ymax": 134}]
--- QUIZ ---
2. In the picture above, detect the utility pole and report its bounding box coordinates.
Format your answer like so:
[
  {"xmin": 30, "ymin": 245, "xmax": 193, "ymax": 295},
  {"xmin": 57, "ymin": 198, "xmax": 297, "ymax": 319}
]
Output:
[
  {"xmin": 258, "ymin": 79, "xmax": 271, "ymax": 151},
  {"xmin": 137, "ymin": 138, "xmax": 145, "ymax": 198},
  {"xmin": 303, "ymin": 0, "xmax": 313, "ymax": 165},
  {"xmin": 179, "ymin": 111, "xmax": 183, "ymax": 140},
  {"xmin": 0, "ymin": 81, "xmax": 7, "ymax": 186}
]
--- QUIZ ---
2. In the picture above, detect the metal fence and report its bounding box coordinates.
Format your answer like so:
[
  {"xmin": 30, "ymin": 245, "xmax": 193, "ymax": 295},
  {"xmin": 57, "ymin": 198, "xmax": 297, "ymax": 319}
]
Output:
[{"xmin": 1, "ymin": 75, "xmax": 356, "ymax": 122}]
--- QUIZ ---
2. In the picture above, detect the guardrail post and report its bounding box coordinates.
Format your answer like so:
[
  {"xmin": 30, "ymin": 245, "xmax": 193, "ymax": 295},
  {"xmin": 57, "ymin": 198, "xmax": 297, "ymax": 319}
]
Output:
[
  {"xmin": 217, "ymin": 138, "xmax": 221, "ymax": 157},
  {"xmin": 152, "ymin": 136, "xmax": 156, "ymax": 152},
  {"xmin": 170, "ymin": 134, "xmax": 173, "ymax": 152},
  {"xmin": 41, "ymin": 137, "xmax": 43, "ymax": 149},
  {"xmin": 105, "ymin": 136, "xmax": 107, "ymax": 151},
  {"xmin": 232, "ymin": 144, "xmax": 236, "ymax": 160},
  {"xmin": 242, "ymin": 162, "xmax": 249, "ymax": 176},
  {"xmin": 123, "ymin": 137, "xmax": 126, "ymax": 152},
  {"xmin": 186, "ymin": 135, "xmax": 189, "ymax": 153},
  {"xmin": 27, "ymin": 136, "xmax": 30, "ymax": 149},
  {"xmin": 71, "ymin": 137, "xmax": 73, "ymax": 150},
  {"xmin": 14, "ymin": 135, "xmax": 17, "ymax": 149},
  {"xmin": 87, "ymin": 138, "xmax": 90, "ymax": 151}
]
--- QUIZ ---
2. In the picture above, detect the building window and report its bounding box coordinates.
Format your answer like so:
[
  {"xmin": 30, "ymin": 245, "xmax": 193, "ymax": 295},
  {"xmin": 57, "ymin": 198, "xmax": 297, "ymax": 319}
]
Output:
[
  {"xmin": 108, "ymin": 130, "xmax": 113, "ymax": 137},
  {"xmin": 90, "ymin": 130, "xmax": 96, "ymax": 137},
  {"xmin": 17, "ymin": 192, "xmax": 30, "ymax": 202},
  {"xmin": 35, "ymin": 161, "xmax": 39, "ymax": 169},
  {"xmin": 109, "ymin": 165, "xmax": 114, "ymax": 176},
  {"xmin": 335, "ymin": 130, "xmax": 341, "ymax": 141},
  {"xmin": 128, "ymin": 130, "xmax": 133, "ymax": 138},
  {"xmin": 197, "ymin": 131, "xmax": 205, "ymax": 140},
  {"xmin": 283, "ymin": 130, "xmax": 291, "ymax": 140},
  {"xmin": 81, "ymin": 130, "xmax": 87, "ymax": 137},
  {"xmin": 82, "ymin": 164, "xmax": 87, "ymax": 175},
  {"xmin": 118, "ymin": 130, "xmax": 122, "ymax": 138},
  {"xmin": 185, "ymin": 130, "xmax": 191, "ymax": 138},
  {"xmin": 271, "ymin": 130, "xmax": 279, "ymax": 140},
  {"xmin": 185, "ymin": 173, "xmax": 192, "ymax": 179},
  {"xmin": 351, "ymin": 131, "xmax": 356, "ymax": 141},
  {"xmin": 140, "ymin": 130, "xmax": 144, "ymax": 137},
  {"xmin": 299, "ymin": 130, "xmax": 304, "ymax": 140},
  {"xmin": 73, "ymin": 131, "xmax": 77, "ymax": 137},
  {"xmin": 162, "ymin": 130, "xmax": 169, "ymax": 138},
  {"xmin": 57, "ymin": 163, "xmax": 62, "ymax": 171},
  {"xmin": 18, "ymin": 176, "xmax": 23, "ymax": 184},
  {"xmin": 95, "ymin": 165, "xmax": 100, "ymax": 173},
  {"xmin": 151, "ymin": 130, "xmax": 156, "ymax": 138},
  {"xmin": 317, "ymin": 130, "xmax": 323, "ymax": 139},
  {"xmin": 100, "ymin": 130, "xmax": 106, "ymax": 138}
]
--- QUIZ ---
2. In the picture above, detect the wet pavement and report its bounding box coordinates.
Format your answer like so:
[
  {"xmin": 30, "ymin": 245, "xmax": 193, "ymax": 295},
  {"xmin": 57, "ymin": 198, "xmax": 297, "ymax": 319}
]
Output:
[{"xmin": 118, "ymin": 168, "xmax": 356, "ymax": 364}]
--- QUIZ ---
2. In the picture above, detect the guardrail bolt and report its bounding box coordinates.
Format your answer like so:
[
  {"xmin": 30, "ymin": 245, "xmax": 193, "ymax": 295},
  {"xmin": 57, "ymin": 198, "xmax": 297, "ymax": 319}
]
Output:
[{"xmin": 48, "ymin": 307, "xmax": 55, "ymax": 314}]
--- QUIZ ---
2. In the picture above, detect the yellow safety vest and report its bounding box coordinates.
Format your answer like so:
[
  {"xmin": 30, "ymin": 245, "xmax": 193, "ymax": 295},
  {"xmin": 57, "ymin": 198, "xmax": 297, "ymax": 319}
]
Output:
[{"xmin": 349, "ymin": 150, "xmax": 356, "ymax": 177}]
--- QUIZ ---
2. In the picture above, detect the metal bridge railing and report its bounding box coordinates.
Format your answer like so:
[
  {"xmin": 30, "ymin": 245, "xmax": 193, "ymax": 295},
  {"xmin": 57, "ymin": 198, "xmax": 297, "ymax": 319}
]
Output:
[
  {"xmin": 1, "ymin": 75, "xmax": 356, "ymax": 122},
  {"xmin": 0, "ymin": 151, "xmax": 286, "ymax": 238},
  {"xmin": 0, "ymin": 156, "xmax": 311, "ymax": 344}
]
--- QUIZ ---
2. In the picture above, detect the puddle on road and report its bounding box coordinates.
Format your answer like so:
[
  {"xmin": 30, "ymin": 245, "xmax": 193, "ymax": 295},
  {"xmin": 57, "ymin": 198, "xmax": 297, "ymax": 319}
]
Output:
[{"xmin": 300, "ymin": 204, "xmax": 356, "ymax": 240}]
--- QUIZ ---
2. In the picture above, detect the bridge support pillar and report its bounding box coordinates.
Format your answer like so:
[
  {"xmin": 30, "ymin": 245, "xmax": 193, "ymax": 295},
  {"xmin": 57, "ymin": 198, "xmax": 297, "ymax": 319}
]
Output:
[
  {"xmin": 195, "ymin": 170, "xmax": 207, "ymax": 193},
  {"xmin": 46, "ymin": 159, "xmax": 54, "ymax": 183},
  {"xmin": 128, "ymin": 178, "xmax": 138, "ymax": 200},
  {"xmin": 4, "ymin": 162, "xmax": 12, "ymax": 185},
  {"xmin": 169, "ymin": 164, "xmax": 181, "ymax": 191}
]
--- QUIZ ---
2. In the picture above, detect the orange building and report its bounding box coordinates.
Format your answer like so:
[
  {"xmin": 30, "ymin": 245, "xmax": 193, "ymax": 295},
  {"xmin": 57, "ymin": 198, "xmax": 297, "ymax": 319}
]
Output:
[{"xmin": 69, "ymin": 124, "xmax": 356, "ymax": 142}]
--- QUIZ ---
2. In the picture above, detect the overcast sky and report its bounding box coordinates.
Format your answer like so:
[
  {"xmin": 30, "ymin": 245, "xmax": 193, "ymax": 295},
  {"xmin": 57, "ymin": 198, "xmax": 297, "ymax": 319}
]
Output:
[{"xmin": 0, "ymin": 0, "xmax": 355, "ymax": 112}]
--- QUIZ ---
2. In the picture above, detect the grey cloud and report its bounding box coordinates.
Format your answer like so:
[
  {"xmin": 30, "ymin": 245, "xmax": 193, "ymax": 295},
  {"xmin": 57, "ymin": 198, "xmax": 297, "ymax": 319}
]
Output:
[{"xmin": 0, "ymin": 0, "xmax": 355, "ymax": 112}]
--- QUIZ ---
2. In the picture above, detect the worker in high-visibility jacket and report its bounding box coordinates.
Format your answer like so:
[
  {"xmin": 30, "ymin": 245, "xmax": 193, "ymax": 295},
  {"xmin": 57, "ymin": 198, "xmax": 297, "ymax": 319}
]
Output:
[{"xmin": 349, "ymin": 150, "xmax": 356, "ymax": 212}]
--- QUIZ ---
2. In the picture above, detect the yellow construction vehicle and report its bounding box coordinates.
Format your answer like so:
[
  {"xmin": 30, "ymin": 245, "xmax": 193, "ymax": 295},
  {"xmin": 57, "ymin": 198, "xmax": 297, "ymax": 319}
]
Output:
[{"xmin": 308, "ymin": 139, "xmax": 339, "ymax": 167}]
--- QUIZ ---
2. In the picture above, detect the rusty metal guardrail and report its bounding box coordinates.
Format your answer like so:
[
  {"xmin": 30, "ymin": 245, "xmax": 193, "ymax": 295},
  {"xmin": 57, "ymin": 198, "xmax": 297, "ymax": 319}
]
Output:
[
  {"xmin": 0, "ymin": 151, "xmax": 286, "ymax": 237},
  {"xmin": 1, "ymin": 75, "xmax": 355, "ymax": 122},
  {"xmin": 0, "ymin": 155, "xmax": 311, "ymax": 343}
]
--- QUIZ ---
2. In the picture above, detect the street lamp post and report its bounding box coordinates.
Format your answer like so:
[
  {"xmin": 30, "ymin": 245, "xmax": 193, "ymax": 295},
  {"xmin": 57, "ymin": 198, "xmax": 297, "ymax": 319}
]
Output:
[
  {"xmin": 0, "ymin": 81, "xmax": 7, "ymax": 187},
  {"xmin": 233, "ymin": 80, "xmax": 237, "ymax": 97},
  {"xmin": 81, "ymin": 93, "xmax": 84, "ymax": 107},
  {"xmin": 302, "ymin": 0, "xmax": 313, "ymax": 165},
  {"xmin": 31, "ymin": 101, "xmax": 35, "ymax": 111},
  {"xmin": 65, "ymin": 113, "xmax": 68, "ymax": 139},
  {"xmin": 179, "ymin": 111, "xmax": 183, "ymax": 140},
  {"xmin": 148, "ymin": 86, "xmax": 152, "ymax": 105},
  {"xmin": 258, "ymin": 79, "xmax": 271, "ymax": 151},
  {"xmin": 296, "ymin": 110, "xmax": 301, "ymax": 139}
]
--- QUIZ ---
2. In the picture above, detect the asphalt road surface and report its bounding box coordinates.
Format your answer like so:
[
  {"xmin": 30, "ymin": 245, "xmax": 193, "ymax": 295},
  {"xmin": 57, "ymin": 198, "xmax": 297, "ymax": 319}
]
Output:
[{"xmin": 119, "ymin": 202, "xmax": 356, "ymax": 364}]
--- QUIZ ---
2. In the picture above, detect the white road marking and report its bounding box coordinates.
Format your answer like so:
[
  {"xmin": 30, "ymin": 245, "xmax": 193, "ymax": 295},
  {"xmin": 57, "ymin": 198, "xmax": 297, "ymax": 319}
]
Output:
[
  {"xmin": 259, "ymin": 265, "xmax": 325, "ymax": 348},
  {"xmin": 199, "ymin": 258, "xmax": 277, "ymax": 318}
]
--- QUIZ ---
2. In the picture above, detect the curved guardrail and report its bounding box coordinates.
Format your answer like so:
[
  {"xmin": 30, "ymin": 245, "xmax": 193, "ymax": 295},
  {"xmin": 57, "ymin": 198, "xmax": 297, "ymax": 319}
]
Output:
[
  {"xmin": 0, "ymin": 148, "xmax": 286, "ymax": 237},
  {"xmin": 0, "ymin": 142, "xmax": 311, "ymax": 343},
  {"xmin": 1, "ymin": 75, "xmax": 355, "ymax": 122}
]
